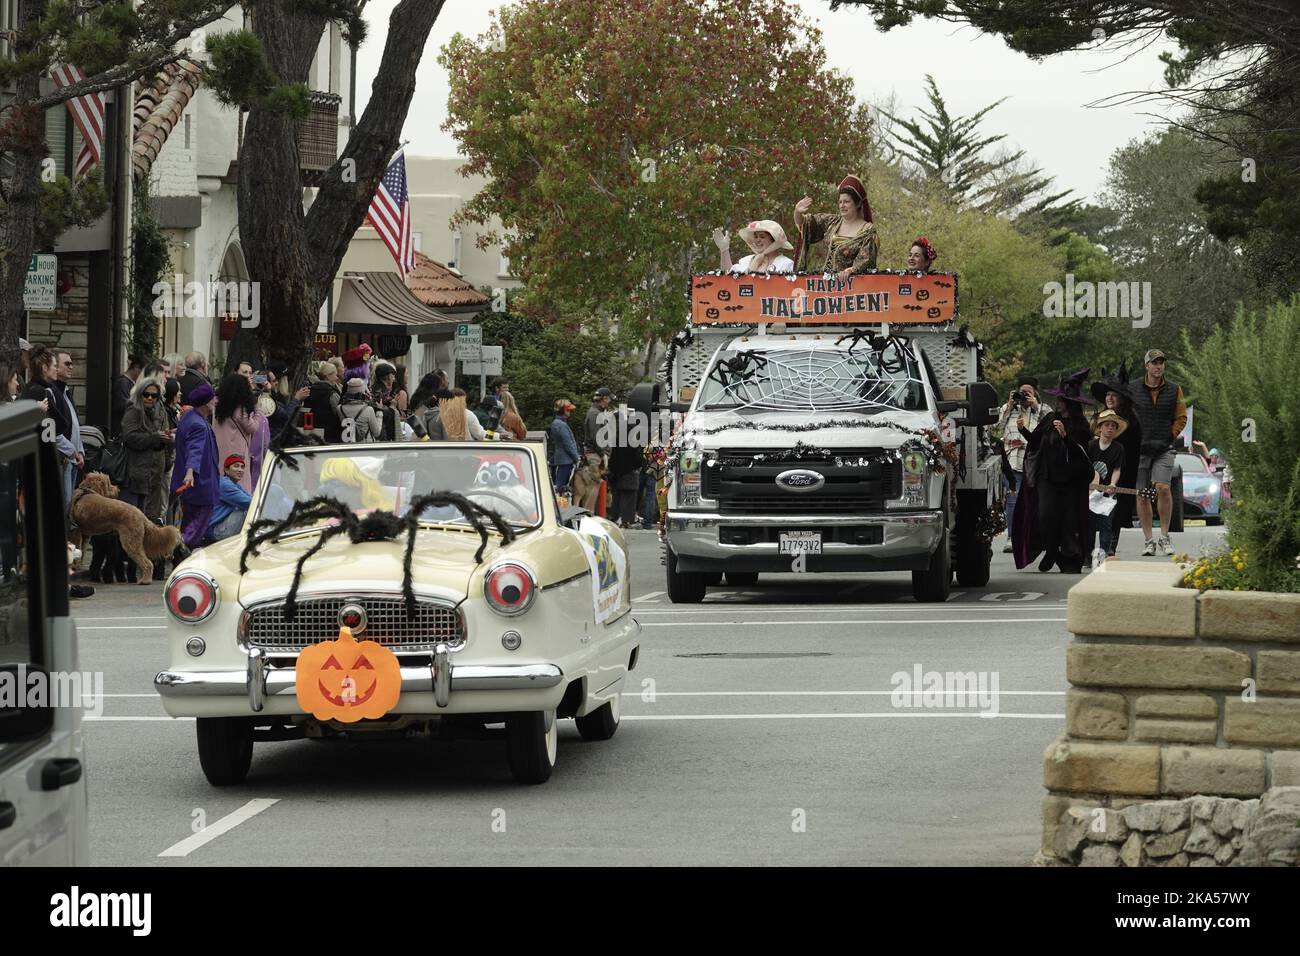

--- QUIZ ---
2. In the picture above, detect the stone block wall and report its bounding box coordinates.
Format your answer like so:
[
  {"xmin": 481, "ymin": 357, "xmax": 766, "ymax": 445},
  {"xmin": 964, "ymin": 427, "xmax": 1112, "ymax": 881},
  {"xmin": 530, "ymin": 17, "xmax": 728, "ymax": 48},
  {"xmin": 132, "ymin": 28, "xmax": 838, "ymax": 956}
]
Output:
[
  {"xmin": 1040, "ymin": 562, "xmax": 1300, "ymax": 865},
  {"xmin": 23, "ymin": 257, "xmax": 91, "ymax": 415},
  {"xmin": 1050, "ymin": 788, "xmax": 1300, "ymax": 867}
]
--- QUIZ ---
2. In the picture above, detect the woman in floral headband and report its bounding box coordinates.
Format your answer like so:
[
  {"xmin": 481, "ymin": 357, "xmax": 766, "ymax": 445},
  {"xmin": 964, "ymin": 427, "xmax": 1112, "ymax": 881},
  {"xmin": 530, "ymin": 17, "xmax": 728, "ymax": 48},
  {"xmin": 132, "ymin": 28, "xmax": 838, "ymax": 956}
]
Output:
[{"xmin": 906, "ymin": 237, "xmax": 938, "ymax": 273}]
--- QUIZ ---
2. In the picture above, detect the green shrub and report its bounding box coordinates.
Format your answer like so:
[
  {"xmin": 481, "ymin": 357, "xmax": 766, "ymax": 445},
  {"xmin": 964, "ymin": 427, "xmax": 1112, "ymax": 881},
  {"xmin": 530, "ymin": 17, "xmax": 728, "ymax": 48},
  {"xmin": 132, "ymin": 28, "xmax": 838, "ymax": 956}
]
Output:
[{"xmin": 1176, "ymin": 295, "xmax": 1300, "ymax": 592}]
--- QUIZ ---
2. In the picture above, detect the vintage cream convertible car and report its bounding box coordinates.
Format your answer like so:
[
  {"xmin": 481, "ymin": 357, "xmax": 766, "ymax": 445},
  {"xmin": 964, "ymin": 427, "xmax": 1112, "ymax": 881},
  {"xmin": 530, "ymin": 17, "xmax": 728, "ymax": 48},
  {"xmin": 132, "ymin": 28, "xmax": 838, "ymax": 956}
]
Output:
[{"xmin": 155, "ymin": 441, "xmax": 641, "ymax": 785}]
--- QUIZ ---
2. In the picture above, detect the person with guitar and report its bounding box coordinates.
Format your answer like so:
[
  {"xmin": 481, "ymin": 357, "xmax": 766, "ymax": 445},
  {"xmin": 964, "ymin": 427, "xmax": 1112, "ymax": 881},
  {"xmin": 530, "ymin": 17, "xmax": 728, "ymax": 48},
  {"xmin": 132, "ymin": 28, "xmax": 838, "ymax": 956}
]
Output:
[
  {"xmin": 1091, "ymin": 363, "xmax": 1143, "ymax": 554},
  {"xmin": 1088, "ymin": 410, "xmax": 1128, "ymax": 561}
]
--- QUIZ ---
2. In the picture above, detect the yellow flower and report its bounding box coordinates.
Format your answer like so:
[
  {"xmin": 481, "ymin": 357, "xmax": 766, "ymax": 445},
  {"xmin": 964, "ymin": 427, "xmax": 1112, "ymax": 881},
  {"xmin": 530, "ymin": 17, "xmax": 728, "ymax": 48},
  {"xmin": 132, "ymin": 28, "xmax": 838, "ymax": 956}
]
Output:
[{"xmin": 1234, "ymin": 586, "xmax": 1241, "ymax": 591}]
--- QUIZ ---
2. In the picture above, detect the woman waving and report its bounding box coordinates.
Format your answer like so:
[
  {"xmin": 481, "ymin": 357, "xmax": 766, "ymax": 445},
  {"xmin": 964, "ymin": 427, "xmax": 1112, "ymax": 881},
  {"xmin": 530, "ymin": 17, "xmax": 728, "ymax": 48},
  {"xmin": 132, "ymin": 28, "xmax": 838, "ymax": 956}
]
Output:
[{"xmin": 793, "ymin": 174, "xmax": 879, "ymax": 279}]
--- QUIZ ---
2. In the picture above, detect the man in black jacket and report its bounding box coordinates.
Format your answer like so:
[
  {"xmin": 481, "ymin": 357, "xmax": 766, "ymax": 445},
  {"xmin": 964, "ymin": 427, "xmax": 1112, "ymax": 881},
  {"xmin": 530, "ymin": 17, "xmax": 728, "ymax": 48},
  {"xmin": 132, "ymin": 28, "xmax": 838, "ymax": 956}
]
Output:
[
  {"xmin": 177, "ymin": 351, "xmax": 211, "ymax": 405},
  {"xmin": 584, "ymin": 387, "xmax": 613, "ymax": 457},
  {"xmin": 111, "ymin": 354, "xmax": 143, "ymax": 438},
  {"xmin": 304, "ymin": 363, "xmax": 345, "ymax": 442}
]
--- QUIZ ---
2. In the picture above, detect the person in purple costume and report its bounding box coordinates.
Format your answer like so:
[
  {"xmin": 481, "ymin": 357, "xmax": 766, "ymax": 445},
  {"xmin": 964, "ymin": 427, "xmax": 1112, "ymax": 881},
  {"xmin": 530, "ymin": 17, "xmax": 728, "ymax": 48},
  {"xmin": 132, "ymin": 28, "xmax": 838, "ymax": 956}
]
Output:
[{"xmin": 171, "ymin": 383, "xmax": 220, "ymax": 549}]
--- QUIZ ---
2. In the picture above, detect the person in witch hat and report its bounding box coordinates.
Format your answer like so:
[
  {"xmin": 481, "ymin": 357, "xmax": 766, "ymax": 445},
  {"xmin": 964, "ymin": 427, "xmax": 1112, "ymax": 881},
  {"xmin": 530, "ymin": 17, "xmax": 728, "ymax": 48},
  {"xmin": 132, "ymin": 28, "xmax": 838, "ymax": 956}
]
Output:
[
  {"xmin": 1091, "ymin": 362, "xmax": 1143, "ymax": 554},
  {"xmin": 1012, "ymin": 369, "xmax": 1097, "ymax": 574}
]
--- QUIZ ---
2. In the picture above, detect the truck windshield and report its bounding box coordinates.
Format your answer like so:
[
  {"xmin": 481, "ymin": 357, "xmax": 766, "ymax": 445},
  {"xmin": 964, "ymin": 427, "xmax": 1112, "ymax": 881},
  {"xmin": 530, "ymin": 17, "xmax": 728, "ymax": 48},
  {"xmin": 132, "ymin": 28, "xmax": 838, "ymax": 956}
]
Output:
[{"xmin": 696, "ymin": 343, "xmax": 929, "ymax": 412}]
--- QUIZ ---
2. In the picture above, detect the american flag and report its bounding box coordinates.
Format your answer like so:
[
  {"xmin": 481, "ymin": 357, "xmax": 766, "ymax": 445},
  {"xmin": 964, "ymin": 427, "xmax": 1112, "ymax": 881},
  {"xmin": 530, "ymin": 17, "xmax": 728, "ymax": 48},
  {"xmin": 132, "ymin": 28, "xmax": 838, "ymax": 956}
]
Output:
[
  {"xmin": 366, "ymin": 153, "xmax": 415, "ymax": 277},
  {"xmin": 50, "ymin": 64, "xmax": 106, "ymax": 177}
]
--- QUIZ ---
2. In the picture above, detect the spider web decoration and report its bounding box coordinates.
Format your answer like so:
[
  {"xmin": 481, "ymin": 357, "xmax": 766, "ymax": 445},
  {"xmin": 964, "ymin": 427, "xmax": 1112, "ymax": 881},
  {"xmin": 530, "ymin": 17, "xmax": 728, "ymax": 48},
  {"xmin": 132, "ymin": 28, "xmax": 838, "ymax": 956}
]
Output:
[
  {"xmin": 707, "ymin": 344, "xmax": 924, "ymax": 413},
  {"xmin": 240, "ymin": 492, "xmax": 515, "ymax": 621}
]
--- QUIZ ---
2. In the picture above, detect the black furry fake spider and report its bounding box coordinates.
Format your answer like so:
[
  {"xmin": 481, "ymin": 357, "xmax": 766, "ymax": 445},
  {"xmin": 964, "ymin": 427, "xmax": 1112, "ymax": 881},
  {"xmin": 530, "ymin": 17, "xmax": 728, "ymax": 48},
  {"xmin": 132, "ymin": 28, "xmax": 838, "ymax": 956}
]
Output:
[
  {"xmin": 239, "ymin": 492, "xmax": 517, "ymax": 621},
  {"xmin": 266, "ymin": 420, "xmax": 328, "ymax": 472},
  {"xmin": 707, "ymin": 349, "xmax": 769, "ymax": 387},
  {"xmin": 835, "ymin": 328, "xmax": 881, "ymax": 353},
  {"xmin": 835, "ymin": 329, "xmax": 911, "ymax": 374}
]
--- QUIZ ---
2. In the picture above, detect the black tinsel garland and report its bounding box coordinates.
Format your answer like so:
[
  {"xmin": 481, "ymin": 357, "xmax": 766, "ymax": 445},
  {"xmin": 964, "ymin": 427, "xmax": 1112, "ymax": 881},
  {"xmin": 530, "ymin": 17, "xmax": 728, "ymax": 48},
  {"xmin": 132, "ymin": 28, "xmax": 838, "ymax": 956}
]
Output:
[{"xmin": 675, "ymin": 417, "xmax": 958, "ymax": 471}]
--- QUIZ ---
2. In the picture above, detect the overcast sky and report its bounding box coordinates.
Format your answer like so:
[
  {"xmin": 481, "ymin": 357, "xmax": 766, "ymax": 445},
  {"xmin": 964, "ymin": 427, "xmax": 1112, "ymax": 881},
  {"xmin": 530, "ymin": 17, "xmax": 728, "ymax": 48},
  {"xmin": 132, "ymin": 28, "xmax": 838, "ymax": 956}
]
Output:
[{"xmin": 355, "ymin": 1, "xmax": 1176, "ymax": 203}]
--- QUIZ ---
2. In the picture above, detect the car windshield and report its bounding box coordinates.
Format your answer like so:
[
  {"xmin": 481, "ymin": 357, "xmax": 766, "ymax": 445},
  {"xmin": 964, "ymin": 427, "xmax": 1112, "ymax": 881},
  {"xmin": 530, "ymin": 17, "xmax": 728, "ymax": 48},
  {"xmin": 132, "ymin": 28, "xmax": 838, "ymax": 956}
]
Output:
[
  {"xmin": 1177, "ymin": 453, "xmax": 1209, "ymax": 475},
  {"xmin": 256, "ymin": 446, "xmax": 543, "ymax": 529},
  {"xmin": 696, "ymin": 342, "xmax": 928, "ymax": 412}
]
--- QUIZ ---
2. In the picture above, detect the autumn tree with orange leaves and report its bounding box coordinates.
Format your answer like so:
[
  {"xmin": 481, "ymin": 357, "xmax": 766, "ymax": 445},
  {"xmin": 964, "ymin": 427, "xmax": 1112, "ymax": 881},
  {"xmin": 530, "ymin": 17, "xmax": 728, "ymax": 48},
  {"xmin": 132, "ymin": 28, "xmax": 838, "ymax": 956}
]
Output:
[{"xmin": 440, "ymin": 0, "xmax": 875, "ymax": 342}]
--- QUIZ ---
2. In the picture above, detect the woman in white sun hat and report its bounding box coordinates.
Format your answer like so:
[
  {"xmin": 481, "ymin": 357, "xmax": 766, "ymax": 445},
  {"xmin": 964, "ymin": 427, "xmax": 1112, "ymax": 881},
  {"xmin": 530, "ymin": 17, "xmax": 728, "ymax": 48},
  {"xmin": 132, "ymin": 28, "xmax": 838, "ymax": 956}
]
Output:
[{"xmin": 712, "ymin": 219, "xmax": 795, "ymax": 274}]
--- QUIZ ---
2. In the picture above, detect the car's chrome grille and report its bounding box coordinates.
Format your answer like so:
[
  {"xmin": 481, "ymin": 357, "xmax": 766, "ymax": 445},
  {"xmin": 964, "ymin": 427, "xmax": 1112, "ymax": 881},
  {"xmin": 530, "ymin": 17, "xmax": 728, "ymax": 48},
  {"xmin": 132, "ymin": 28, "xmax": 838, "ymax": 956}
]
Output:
[{"xmin": 242, "ymin": 597, "xmax": 466, "ymax": 652}]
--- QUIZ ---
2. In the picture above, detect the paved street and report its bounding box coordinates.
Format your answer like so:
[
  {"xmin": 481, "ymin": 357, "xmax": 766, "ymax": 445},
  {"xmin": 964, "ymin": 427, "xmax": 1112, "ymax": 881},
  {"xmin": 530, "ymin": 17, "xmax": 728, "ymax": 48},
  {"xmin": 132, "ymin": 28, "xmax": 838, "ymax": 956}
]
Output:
[{"xmin": 76, "ymin": 524, "xmax": 1225, "ymax": 866}]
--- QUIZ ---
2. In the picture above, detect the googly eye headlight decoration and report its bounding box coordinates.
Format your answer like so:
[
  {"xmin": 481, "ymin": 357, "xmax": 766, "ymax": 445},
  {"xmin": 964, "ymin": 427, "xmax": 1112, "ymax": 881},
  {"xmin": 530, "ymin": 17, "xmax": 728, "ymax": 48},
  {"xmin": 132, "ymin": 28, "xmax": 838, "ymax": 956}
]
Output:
[
  {"xmin": 166, "ymin": 571, "xmax": 219, "ymax": 623},
  {"xmin": 484, "ymin": 562, "xmax": 536, "ymax": 616}
]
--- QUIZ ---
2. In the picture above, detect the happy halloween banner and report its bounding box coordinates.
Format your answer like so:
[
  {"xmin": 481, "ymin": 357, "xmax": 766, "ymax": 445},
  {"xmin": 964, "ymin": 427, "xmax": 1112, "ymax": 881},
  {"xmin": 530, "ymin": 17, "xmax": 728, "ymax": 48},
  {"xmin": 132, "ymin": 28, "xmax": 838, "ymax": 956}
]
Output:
[{"xmin": 690, "ymin": 272, "xmax": 957, "ymax": 325}]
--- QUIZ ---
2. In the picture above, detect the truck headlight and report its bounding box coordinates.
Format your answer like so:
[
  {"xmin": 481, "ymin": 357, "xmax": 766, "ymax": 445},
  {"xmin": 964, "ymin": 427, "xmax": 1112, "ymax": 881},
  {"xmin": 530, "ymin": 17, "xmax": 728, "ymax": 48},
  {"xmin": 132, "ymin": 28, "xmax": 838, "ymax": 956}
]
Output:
[
  {"xmin": 888, "ymin": 449, "xmax": 930, "ymax": 509},
  {"xmin": 676, "ymin": 443, "xmax": 703, "ymax": 506}
]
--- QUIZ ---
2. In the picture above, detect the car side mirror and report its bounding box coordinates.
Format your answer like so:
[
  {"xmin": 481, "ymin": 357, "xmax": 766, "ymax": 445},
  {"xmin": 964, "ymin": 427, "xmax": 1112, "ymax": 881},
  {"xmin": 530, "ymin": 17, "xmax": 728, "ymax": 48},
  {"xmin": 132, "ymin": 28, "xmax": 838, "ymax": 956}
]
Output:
[
  {"xmin": 627, "ymin": 382, "xmax": 659, "ymax": 416},
  {"xmin": 963, "ymin": 382, "xmax": 999, "ymax": 427},
  {"xmin": 559, "ymin": 504, "xmax": 592, "ymax": 528}
]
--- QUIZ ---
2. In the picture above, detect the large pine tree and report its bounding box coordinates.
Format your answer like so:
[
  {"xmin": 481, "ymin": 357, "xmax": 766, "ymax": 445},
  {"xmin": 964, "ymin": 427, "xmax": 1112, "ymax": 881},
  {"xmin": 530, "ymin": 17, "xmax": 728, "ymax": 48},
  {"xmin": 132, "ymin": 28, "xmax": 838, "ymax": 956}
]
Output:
[{"xmin": 879, "ymin": 74, "xmax": 1074, "ymax": 220}]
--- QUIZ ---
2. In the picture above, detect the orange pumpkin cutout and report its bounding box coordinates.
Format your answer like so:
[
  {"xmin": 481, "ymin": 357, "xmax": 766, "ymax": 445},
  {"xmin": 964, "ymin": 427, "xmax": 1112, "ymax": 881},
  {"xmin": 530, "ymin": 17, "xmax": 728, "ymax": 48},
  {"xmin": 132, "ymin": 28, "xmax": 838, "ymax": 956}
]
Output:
[{"xmin": 295, "ymin": 626, "xmax": 402, "ymax": 722}]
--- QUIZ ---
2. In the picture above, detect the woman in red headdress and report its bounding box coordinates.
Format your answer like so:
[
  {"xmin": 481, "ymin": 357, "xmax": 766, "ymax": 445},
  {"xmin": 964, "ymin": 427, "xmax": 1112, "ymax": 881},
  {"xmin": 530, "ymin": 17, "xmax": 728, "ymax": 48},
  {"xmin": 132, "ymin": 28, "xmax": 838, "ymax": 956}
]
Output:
[{"xmin": 792, "ymin": 174, "xmax": 879, "ymax": 279}]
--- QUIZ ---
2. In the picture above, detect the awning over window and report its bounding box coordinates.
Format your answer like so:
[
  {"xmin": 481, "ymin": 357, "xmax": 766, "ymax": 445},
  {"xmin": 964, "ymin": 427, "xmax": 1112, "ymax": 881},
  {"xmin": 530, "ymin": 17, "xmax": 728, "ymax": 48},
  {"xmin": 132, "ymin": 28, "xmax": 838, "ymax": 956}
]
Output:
[{"xmin": 332, "ymin": 272, "xmax": 467, "ymax": 339}]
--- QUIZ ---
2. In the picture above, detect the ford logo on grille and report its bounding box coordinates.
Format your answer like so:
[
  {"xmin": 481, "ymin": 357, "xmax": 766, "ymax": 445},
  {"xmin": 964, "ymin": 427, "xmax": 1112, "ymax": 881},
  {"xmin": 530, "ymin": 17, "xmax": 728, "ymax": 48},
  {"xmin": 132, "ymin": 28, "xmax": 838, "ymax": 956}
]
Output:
[
  {"xmin": 338, "ymin": 603, "xmax": 368, "ymax": 634},
  {"xmin": 775, "ymin": 469, "xmax": 825, "ymax": 493}
]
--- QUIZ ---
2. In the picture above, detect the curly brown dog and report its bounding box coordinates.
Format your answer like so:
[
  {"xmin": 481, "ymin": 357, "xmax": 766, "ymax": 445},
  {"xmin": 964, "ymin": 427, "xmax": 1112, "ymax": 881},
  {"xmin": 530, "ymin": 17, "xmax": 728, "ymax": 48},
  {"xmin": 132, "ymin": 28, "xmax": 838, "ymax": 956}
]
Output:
[{"xmin": 70, "ymin": 473, "xmax": 183, "ymax": 585}]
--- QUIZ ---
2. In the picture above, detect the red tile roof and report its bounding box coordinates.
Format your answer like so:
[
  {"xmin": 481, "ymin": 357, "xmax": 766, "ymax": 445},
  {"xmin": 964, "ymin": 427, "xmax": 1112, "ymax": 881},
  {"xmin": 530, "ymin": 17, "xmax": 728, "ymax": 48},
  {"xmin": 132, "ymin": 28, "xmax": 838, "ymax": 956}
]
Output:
[
  {"xmin": 405, "ymin": 252, "xmax": 490, "ymax": 309},
  {"xmin": 132, "ymin": 60, "xmax": 202, "ymax": 182}
]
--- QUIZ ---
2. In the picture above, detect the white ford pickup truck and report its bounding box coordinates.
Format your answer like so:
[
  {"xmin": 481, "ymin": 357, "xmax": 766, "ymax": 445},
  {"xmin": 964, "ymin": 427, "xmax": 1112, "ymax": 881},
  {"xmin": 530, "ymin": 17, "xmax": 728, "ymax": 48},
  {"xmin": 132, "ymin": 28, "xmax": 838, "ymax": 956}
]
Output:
[{"xmin": 635, "ymin": 271, "xmax": 1003, "ymax": 604}]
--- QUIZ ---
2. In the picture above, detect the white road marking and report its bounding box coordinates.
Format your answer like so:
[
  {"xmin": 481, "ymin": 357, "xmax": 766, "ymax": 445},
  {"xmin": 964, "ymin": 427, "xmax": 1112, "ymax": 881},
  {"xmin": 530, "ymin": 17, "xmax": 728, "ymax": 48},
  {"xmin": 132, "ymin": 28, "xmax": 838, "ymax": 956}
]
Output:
[
  {"xmin": 75, "ymin": 616, "xmax": 167, "ymax": 621},
  {"xmin": 621, "ymin": 690, "xmax": 1065, "ymax": 697},
  {"xmin": 83, "ymin": 694, "xmax": 158, "ymax": 699},
  {"xmin": 945, "ymin": 591, "xmax": 965, "ymax": 601},
  {"xmin": 157, "ymin": 799, "xmax": 280, "ymax": 858},
  {"xmin": 621, "ymin": 713, "xmax": 1064, "ymax": 720},
  {"xmin": 633, "ymin": 591, "xmax": 666, "ymax": 601},
  {"xmin": 980, "ymin": 591, "xmax": 1046, "ymax": 602},
  {"xmin": 634, "ymin": 604, "xmax": 1066, "ymax": 613},
  {"xmin": 86, "ymin": 712, "xmax": 1066, "ymax": 724},
  {"xmin": 639, "ymin": 617, "xmax": 1067, "ymax": 627},
  {"xmin": 77, "ymin": 625, "xmax": 167, "ymax": 631}
]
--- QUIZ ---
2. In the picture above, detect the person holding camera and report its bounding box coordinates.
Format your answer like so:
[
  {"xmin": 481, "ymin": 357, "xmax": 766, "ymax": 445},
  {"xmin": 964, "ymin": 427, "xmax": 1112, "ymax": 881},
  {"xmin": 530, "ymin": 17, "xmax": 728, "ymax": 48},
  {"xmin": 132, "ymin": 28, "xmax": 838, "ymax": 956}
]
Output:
[
  {"xmin": 262, "ymin": 365, "xmax": 312, "ymax": 439},
  {"xmin": 993, "ymin": 376, "xmax": 1047, "ymax": 553}
]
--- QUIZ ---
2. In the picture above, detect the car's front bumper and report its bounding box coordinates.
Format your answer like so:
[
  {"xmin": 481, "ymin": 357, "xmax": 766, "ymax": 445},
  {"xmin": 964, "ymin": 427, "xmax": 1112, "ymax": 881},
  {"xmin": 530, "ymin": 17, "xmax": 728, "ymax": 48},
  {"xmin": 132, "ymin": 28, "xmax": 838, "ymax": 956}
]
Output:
[
  {"xmin": 156, "ymin": 645, "xmax": 565, "ymax": 718},
  {"xmin": 665, "ymin": 509, "xmax": 943, "ymax": 572}
]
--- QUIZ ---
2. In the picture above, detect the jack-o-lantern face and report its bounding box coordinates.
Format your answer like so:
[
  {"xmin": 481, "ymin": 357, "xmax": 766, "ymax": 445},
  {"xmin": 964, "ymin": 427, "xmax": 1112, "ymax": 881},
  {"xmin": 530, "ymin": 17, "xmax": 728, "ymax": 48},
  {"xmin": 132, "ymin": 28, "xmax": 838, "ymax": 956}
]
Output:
[{"xmin": 295, "ymin": 626, "xmax": 402, "ymax": 722}]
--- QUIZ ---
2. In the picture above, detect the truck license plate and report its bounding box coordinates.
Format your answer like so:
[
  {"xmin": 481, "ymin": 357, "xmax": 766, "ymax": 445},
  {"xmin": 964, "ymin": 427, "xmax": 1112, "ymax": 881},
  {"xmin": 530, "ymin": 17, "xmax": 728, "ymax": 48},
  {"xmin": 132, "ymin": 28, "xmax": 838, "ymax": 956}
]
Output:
[{"xmin": 779, "ymin": 531, "xmax": 822, "ymax": 555}]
